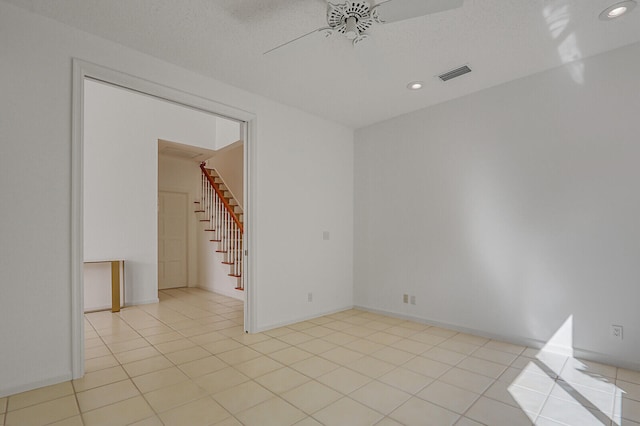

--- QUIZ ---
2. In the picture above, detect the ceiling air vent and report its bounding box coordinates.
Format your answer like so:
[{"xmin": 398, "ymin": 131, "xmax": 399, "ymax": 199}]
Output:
[{"xmin": 438, "ymin": 65, "xmax": 472, "ymax": 82}]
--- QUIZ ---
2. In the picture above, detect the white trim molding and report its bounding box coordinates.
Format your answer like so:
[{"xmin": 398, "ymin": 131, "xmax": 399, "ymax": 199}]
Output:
[{"xmin": 71, "ymin": 59, "xmax": 258, "ymax": 378}]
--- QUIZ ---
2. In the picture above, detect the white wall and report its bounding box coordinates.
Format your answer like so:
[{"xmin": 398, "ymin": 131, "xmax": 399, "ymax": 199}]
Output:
[
  {"xmin": 355, "ymin": 42, "xmax": 640, "ymax": 370},
  {"xmin": 0, "ymin": 1, "xmax": 353, "ymax": 397},
  {"xmin": 84, "ymin": 79, "xmax": 217, "ymax": 306},
  {"xmin": 158, "ymin": 154, "xmax": 203, "ymax": 288},
  {"xmin": 207, "ymin": 143, "xmax": 244, "ymax": 208},
  {"xmin": 215, "ymin": 117, "xmax": 241, "ymax": 150}
]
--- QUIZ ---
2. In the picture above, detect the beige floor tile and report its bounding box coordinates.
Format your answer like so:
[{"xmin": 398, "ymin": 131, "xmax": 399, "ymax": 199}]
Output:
[
  {"xmin": 72, "ymin": 365, "xmax": 128, "ymax": 392},
  {"xmin": 189, "ymin": 330, "xmax": 226, "ymax": 345},
  {"xmin": 565, "ymin": 357, "xmax": 618, "ymax": 379},
  {"xmin": 234, "ymin": 356, "xmax": 283, "ymax": 379},
  {"xmin": 348, "ymin": 339, "xmax": 386, "ymax": 355},
  {"xmin": 264, "ymin": 326, "xmax": 295, "ymax": 338},
  {"xmin": 366, "ymin": 332, "xmax": 404, "ymax": 346},
  {"xmin": 550, "ymin": 380, "xmax": 616, "ymax": 416},
  {"xmin": 278, "ymin": 331, "xmax": 316, "ymax": 345},
  {"xmin": 447, "ymin": 333, "xmax": 488, "ymax": 345},
  {"xmin": 165, "ymin": 346, "xmax": 210, "ymax": 364},
  {"xmin": 618, "ymin": 380, "xmax": 640, "ymax": 402},
  {"xmin": 213, "ymin": 415, "xmax": 243, "ymax": 425},
  {"xmin": 132, "ymin": 366, "xmax": 189, "ymax": 393},
  {"xmin": 179, "ymin": 355, "xmax": 228, "ymax": 378},
  {"xmin": 390, "ymin": 397, "xmax": 459, "ymax": 426},
  {"xmin": 322, "ymin": 332, "xmax": 359, "ymax": 346},
  {"xmin": 128, "ymin": 415, "xmax": 164, "ymax": 426},
  {"xmin": 348, "ymin": 356, "xmax": 396, "ymax": 379},
  {"xmin": 160, "ymin": 396, "xmax": 231, "ymax": 426},
  {"xmin": 291, "ymin": 356, "xmax": 340, "ymax": 378},
  {"xmin": 423, "ymin": 347, "xmax": 468, "ymax": 366},
  {"xmin": 7, "ymin": 381, "xmax": 74, "ymax": 411},
  {"xmin": 47, "ymin": 415, "xmax": 83, "ymax": 425},
  {"xmin": 123, "ymin": 355, "xmax": 173, "ymax": 377},
  {"xmin": 144, "ymin": 380, "xmax": 208, "ymax": 413},
  {"xmin": 84, "ymin": 345, "xmax": 112, "ymax": 360},
  {"xmin": 438, "ymin": 340, "xmax": 480, "ymax": 356},
  {"xmin": 303, "ymin": 326, "xmax": 335, "ymax": 338},
  {"xmin": 5, "ymin": 395, "xmax": 79, "ymax": 426},
  {"xmin": 281, "ymin": 381, "xmax": 342, "ymax": 414},
  {"xmin": 483, "ymin": 340, "xmax": 526, "ymax": 355},
  {"xmin": 107, "ymin": 337, "xmax": 150, "ymax": 353},
  {"xmin": 144, "ymin": 331, "xmax": 183, "ymax": 345},
  {"xmin": 378, "ymin": 367, "xmax": 433, "ymax": 394},
  {"xmin": 255, "ymin": 367, "xmax": 310, "ymax": 394},
  {"xmin": 154, "ymin": 338, "xmax": 196, "ymax": 354},
  {"xmin": 409, "ymin": 332, "xmax": 448, "ymax": 346},
  {"xmin": 619, "ymin": 369, "xmax": 640, "ymax": 385},
  {"xmin": 294, "ymin": 417, "xmax": 324, "ymax": 426},
  {"xmin": 236, "ymin": 397, "xmax": 306, "ymax": 426},
  {"xmin": 417, "ymin": 381, "xmax": 480, "ymax": 414},
  {"xmin": 350, "ymin": 380, "xmax": 411, "ymax": 415},
  {"xmin": 617, "ymin": 396, "xmax": 640, "ymax": 422},
  {"xmin": 203, "ymin": 338, "xmax": 245, "ymax": 354},
  {"xmin": 539, "ymin": 395, "xmax": 611, "ymax": 425},
  {"xmin": 82, "ymin": 395, "xmax": 154, "ymax": 426},
  {"xmin": 393, "ymin": 339, "xmax": 433, "ymax": 355},
  {"xmin": 195, "ymin": 367, "xmax": 250, "ymax": 394},
  {"xmin": 313, "ymin": 397, "xmax": 384, "ymax": 426},
  {"xmin": 371, "ymin": 347, "xmax": 415, "ymax": 365},
  {"xmin": 483, "ymin": 380, "xmax": 547, "ymax": 414},
  {"xmin": 269, "ymin": 346, "xmax": 314, "ymax": 364},
  {"xmin": 457, "ymin": 356, "xmax": 508, "ymax": 379},
  {"xmin": 374, "ymin": 417, "xmax": 404, "ymax": 426},
  {"xmin": 297, "ymin": 338, "xmax": 337, "ymax": 355},
  {"xmin": 76, "ymin": 379, "xmax": 139, "ymax": 412},
  {"xmin": 0, "ymin": 413, "xmax": 3, "ymax": 425},
  {"xmin": 0, "ymin": 397, "xmax": 6, "ymax": 413},
  {"xmin": 466, "ymin": 396, "xmax": 535, "ymax": 426},
  {"xmin": 454, "ymin": 417, "xmax": 484, "ymax": 426},
  {"xmin": 321, "ymin": 347, "xmax": 365, "ymax": 365},
  {"xmin": 472, "ymin": 347, "xmax": 519, "ymax": 366},
  {"xmin": 217, "ymin": 346, "xmax": 262, "ymax": 365},
  {"xmin": 250, "ymin": 338, "xmax": 291, "ymax": 354},
  {"xmin": 213, "ymin": 381, "xmax": 274, "ymax": 414},
  {"xmin": 85, "ymin": 354, "xmax": 119, "ymax": 373},
  {"xmin": 439, "ymin": 367, "xmax": 495, "ymax": 394},
  {"xmin": 510, "ymin": 368, "xmax": 557, "ymax": 395},
  {"xmin": 316, "ymin": 367, "xmax": 372, "ymax": 394},
  {"xmin": 404, "ymin": 356, "xmax": 452, "ymax": 379},
  {"xmin": 114, "ymin": 346, "xmax": 161, "ymax": 364}
]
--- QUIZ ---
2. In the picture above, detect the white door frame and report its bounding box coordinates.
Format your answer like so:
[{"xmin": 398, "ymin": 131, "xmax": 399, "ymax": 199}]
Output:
[{"xmin": 71, "ymin": 59, "xmax": 257, "ymax": 379}]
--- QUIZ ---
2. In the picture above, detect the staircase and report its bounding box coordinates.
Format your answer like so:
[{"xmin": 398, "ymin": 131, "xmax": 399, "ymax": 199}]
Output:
[{"xmin": 195, "ymin": 163, "xmax": 244, "ymax": 290}]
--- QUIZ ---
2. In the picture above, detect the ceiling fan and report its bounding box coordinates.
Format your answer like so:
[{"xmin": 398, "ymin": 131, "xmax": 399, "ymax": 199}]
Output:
[{"xmin": 264, "ymin": 0, "xmax": 464, "ymax": 54}]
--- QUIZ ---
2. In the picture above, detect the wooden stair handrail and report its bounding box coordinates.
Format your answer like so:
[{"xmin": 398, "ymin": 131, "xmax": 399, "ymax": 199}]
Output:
[{"xmin": 200, "ymin": 162, "xmax": 244, "ymax": 233}]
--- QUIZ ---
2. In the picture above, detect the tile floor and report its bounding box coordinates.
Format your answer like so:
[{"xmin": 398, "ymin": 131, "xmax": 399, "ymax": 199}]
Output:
[{"xmin": 2, "ymin": 288, "xmax": 640, "ymax": 426}]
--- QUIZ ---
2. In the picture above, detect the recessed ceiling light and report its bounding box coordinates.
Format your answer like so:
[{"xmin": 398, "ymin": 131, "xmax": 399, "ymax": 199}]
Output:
[
  {"xmin": 600, "ymin": 1, "xmax": 636, "ymax": 20},
  {"xmin": 407, "ymin": 81, "xmax": 423, "ymax": 90}
]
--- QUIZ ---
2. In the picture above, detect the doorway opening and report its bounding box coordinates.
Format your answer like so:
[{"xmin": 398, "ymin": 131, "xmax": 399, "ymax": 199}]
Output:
[{"xmin": 72, "ymin": 60, "xmax": 255, "ymax": 378}]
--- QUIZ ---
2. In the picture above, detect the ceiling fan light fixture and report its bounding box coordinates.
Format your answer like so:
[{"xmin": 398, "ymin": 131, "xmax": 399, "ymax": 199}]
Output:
[
  {"xmin": 599, "ymin": 1, "xmax": 636, "ymax": 20},
  {"xmin": 407, "ymin": 81, "xmax": 424, "ymax": 90}
]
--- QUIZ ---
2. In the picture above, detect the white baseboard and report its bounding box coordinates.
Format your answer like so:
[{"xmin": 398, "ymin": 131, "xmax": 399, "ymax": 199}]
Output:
[
  {"xmin": 197, "ymin": 284, "xmax": 244, "ymax": 301},
  {"xmin": 0, "ymin": 373, "xmax": 72, "ymax": 398},
  {"xmin": 255, "ymin": 305, "xmax": 354, "ymax": 333},
  {"xmin": 353, "ymin": 305, "xmax": 640, "ymax": 372},
  {"xmin": 125, "ymin": 297, "xmax": 159, "ymax": 307}
]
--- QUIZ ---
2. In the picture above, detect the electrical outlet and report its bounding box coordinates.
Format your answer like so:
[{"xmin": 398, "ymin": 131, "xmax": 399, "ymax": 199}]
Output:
[
  {"xmin": 403, "ymin": 294, "xmax": 408, "ymax": 304},
  {"xmin": 410, "ymin": 295, "xmax": 416, "ymax": 305},
  {"xmin": 612, "ymin": 325, "xmax": 623, "ymax": 340},
  {"xmin": 308, "ymin": 292, "xmax": 313, "ymax": 302}
]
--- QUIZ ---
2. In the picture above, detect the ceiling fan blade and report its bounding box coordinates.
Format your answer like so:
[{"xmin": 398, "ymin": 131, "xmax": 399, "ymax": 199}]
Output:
[
  {"xmin": 263, "ymin": 27, "xmax": 332, "ymax": 55},
  {"xmin": 374, "ymin": 0, "xmax": 464, "ymax": 24}
]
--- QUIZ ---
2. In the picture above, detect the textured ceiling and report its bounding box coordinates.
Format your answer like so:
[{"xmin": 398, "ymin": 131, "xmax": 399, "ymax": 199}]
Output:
[{"xmin": 5, "ymin": 0, "xmax": 640, "ymax": 128}]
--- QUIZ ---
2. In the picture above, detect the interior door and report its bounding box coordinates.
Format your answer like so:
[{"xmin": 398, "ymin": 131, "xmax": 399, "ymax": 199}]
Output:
[{"xmin": 158, "ymin": 191, "xmax": 188, "ymax": 289}]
